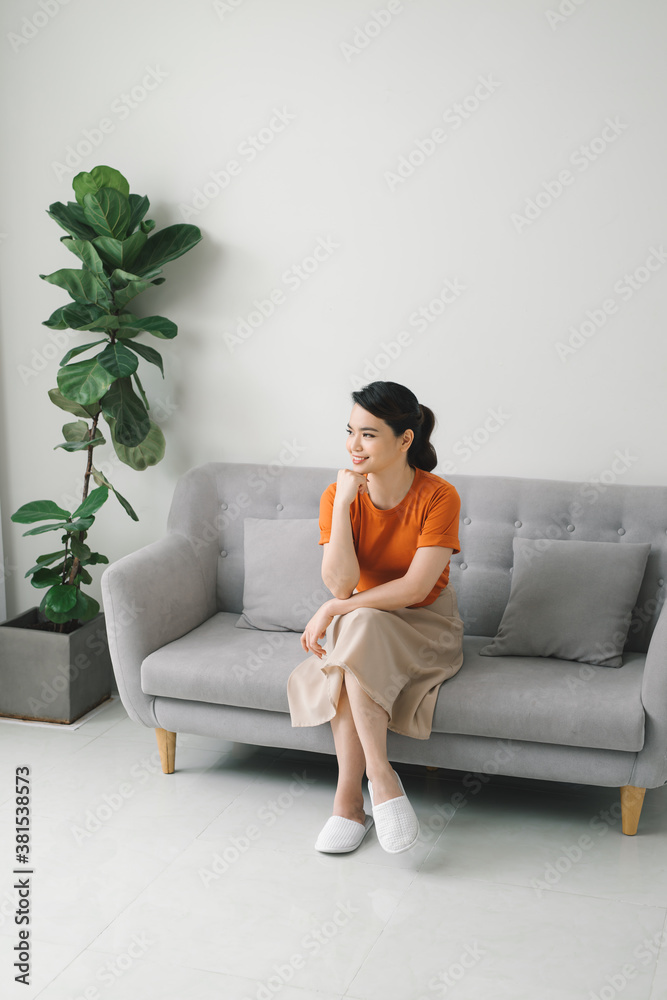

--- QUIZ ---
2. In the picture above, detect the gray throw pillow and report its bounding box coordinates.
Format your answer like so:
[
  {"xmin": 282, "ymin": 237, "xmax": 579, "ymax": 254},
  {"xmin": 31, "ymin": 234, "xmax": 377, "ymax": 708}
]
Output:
[
  {"xmin": 235, "ymin": 517, "xmax": 334, "ymax": 632},
  {"xmin": 479, "ymin": 538, "xmax": 651, "ymax": 667}
]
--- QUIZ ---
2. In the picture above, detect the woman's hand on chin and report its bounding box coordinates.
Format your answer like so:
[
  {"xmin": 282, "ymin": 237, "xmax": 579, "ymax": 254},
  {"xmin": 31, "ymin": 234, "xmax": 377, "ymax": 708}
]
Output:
[
  {"xmin": 335, "ymin": 467, "xmax": 369, "ymax": 505},
  {"xmin": 300, "ymin": 600, "xmax": 338, "ymax": 658}
]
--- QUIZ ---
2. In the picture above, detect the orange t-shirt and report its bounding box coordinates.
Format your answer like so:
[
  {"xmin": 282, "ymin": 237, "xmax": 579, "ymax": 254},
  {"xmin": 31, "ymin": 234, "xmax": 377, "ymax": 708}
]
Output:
[{"xmin": 318, "ymin": 466, "xmax": 461, "ymax": 609}]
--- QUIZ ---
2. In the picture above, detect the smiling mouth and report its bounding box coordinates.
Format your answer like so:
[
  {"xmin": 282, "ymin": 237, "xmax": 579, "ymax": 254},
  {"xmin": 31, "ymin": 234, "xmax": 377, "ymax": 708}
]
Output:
[{"xmin": 352, "ymin": 456, "xmax": 368, "ymax": 462}]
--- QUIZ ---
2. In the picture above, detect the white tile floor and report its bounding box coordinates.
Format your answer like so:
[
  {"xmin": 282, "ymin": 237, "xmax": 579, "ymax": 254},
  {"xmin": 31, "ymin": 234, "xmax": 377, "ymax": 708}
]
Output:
[{"xmin": 1, "ymin": 695, "xmax": 666, "ymax": 1000}]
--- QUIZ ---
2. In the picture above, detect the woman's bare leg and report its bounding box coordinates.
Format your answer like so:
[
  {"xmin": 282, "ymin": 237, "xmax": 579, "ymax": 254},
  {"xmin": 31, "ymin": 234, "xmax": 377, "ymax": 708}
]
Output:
[
  {"xmin": 329, "ymin": 676, "xmax": 367, "ymax": 825},
  {"xmin": 342, "ymin": 670, "xmax": 402, "ymax": 805}
]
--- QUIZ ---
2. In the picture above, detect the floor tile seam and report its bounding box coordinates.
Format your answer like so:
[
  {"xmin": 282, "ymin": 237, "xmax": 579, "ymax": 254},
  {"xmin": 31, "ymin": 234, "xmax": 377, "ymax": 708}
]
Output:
[
  {"xmin": 413, "ymin": 820, "xmax": 459, "ymax": 869},
  {"xmin": 201, "ymin": 842, "xmax": 418, "ymax": 880},
  {"xmin": 646, "ymin": 962, "xmax": 661, "ymax": 1000},
  {"xmin": 317, "ymin": 887, "xmax": 420, "ymax": 999},
  {"xmin": 166, "ymin": 842, "xmax": 420, "ymax": 892},
  {"xmin": 66, "ymin": 943, "xmax": 282, "ymax": 985},
  {"xmin": 192, "ymin": 756, "xmax": 290, "ymax": 833},
  {"xmin": 28, "ymin": 934, "xmax": 111, "ymax": 999},
  {"xmin": 646, "ymin": 908, "xmax": 667, "ymax": 996},
  {"xmin": 404, "ymin": 870, "xmax": 667, "ymax": 908},
  {"xmin": 73, "ymin": 841, "xmax": 198, "ymax": 938},
  {"xmin": 30, "ymin": 945, "xmax": 278, "ymax": 996},
  {"xmin": 74, "ymin": 906, "xmax": 403, "ymax": 986}
]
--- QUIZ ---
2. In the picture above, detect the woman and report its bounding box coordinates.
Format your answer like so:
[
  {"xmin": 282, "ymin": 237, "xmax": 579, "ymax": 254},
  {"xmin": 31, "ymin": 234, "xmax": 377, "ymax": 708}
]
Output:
[{"xmin": 286, "ymin": 381, "xmax": 464, "ymax": 855}]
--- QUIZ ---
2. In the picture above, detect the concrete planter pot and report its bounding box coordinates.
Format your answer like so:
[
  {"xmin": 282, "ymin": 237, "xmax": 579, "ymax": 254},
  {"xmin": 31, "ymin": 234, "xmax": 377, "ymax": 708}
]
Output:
[{"xmin": 0, "ymin": 607, "xmax": 114, "ymax": 724}]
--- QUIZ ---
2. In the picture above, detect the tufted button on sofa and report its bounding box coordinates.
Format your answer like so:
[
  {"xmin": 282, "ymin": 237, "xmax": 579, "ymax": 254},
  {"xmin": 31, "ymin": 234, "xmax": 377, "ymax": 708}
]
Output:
[{"xmin": 101, "ymin": 463, "xmax": 667, "ymax": 836}]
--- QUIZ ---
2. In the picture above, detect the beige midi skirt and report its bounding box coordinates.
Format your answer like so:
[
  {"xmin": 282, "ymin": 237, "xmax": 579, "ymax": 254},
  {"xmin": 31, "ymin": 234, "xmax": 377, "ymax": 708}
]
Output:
[{"xmin": 286, "ymin": 584, "xmax": 464, "ymax": 741}]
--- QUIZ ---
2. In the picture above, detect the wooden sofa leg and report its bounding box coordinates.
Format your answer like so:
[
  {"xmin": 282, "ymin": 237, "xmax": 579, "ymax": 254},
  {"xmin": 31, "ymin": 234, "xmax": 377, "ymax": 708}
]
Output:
[
  {"xmin": 155, "ymin": 728, "xmax": 177, "ymax": 774},
  {"xmin": 620, "ymin": 785, "xmax": 646, "ymax": 835},
  {"xmin": 425, "ymin": 766, "xmax": 439, "ymax": 772}
]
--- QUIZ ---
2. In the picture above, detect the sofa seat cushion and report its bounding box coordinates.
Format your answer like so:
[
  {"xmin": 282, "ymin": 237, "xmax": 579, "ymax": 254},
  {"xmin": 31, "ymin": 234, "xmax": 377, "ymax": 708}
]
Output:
[
  {"xmin": 432, "ymin": 637, "xmax": 646, "ymax": 752},
  {"xmin": 141, "ymin": 612, "xmax": 307, "ymax": 715},
  {"xmin": 140, "ymin": 618, "xmax": 646, "ymax": 753}
]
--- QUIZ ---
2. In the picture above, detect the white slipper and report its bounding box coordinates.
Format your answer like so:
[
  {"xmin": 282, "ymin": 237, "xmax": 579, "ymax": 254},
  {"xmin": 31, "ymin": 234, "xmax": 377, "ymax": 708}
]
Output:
[
  {"xmin": 368, "ymin": 769, "xmax": 420, "ymax": 854},
  {"xmin": 314, "ymin": 813, "xmax": 374, "ymax": 853}
]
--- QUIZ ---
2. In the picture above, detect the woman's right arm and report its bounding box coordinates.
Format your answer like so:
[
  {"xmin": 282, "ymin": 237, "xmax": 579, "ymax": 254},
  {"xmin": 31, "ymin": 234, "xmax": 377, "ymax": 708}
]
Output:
[{"xmin": 321, "ymin": 470, "xmax": 366, "ymax": 600}]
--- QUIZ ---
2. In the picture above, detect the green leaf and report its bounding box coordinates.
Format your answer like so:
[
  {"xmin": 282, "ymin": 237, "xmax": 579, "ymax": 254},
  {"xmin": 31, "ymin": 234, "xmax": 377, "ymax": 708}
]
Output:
[
  {"xmin": 100, "ymin": 377, "xmax": 150, "ymax": 447},
  {"xmin": 66, "ymin": 514, "xmax": 95, "ymax": 534},
  {"xmin": 11, "ymin": 500, "xmax": 71, "ymax": 524},
  {"xmin": 124, "ymin": 339, "xmax": 164, "ymax": 376},
  {"xmin": 43, "ymin": 306, "xmax": 69, "ymax": 330},
  {"xmin": 59, "ymin": 304, "xmax": 112, "ymax": 332},
  {"xmin": 61, "ymin": 304, "xmax": 119, "ymax": 332},
  {"xmin": 71, "ymin": 172, "xmax": 100, "ymax": 206},
  {"xmin": 21, "ymin": 515, "xmax": 94, "ymax": 536},
  {"xmin": 116, "ymin": 314, "xmax": 177, "ymax": 339},
  {"xmin": 92, "ymin": 232, "xmax": 147, "ymax": 271},
  {"xmin": 30, "ymin": 568, "xmax": 63, "ymax": 589},
  {"xmin": 61, "ymin": 420, "xmax": 89, "ymax": 442},
  {"xmin": 130, "ymin": 264, "xmax": 163, "ymax": 282},
  {"xmin": 131, "ymin": 225, "xmax": 202, "ymax": 275},
  {"xmin": 82, "ymin": 189, "xmax": 131, "ymax": 240},
  {"xmin": 127, "ymin": 194, "xmax": 150, "ymax": 233},
  {"xmin": 140, "ymin": 218, "xmax": 156, "ymax": 234},
  {"xmin": 57, "ymin": 356, "xmax": 115, "ymax": 405},
  {"xmin": 38, "ymin": 590, "xmax": 72, "ymax": 625},
  {"xmin": 132, "ymin": 370, "xmax": 149, "ymax": 410},
  {"xmin": 71, "ymin": 588, "xmax": 100, "ymax": 622},
  {"xmin": 47, "ymin": 201, "xmax": 98, "ymax": 241},
  {"xmin": 73, "ymin": 166, "xmax": 130, "ymax": 206},
  {"xmin": 62, "ymin": 238, "xmax": 108, "ymax": 279},
  {"xmin": 97, "ymin": 341, "xmax": 139, "ymax": 378},
  {"xmin": 89, "ymin": 166, "xmax": 130, "ymax": 195},
  {"xmin": 91, "ymin": 465, "xmax": 139, "ymax": 521},
  {"xmin": 54, "ymin": 422, "xmax": 105, "ymax": 452},
  {"xmin": 72, "ymin": 485, "xmax": 109, "ymax": 520},
  {"xmin": 108, "ymin": 418, "xmax": 165, "ymax": 471},
  {"xmin": 40, "ymin": 267, "xmax": 112, "ymax": 308},
  {"xmin": 54, "ymin": 438, "xmax": 105, "ymax": 453},
  {"xmin": 25, "ymin": 559, "xmax": 65, "ymax": 579},
  {"xmin": 48, "ymin": 388, "xmax": 100, "ymax": 418},
  {"xmin": 36, "ymin": 550, "xmax": 67, "ymax": 567},
  {"xmin": 113, "ymin": 276, "xmax": 154, "ymax": 310},
  {"xmin": 59, "ymin": 340, "xmax": 107, "ymax": 367},
  {"xmin": 85, "ymin": 551, "xmax": 110, "ymax": 564},
  {"xmin": 67, "ymin": 516, "xmax": 95, "ymax": 532},
  {"xmin": 44, "ymin": 583, "xmax": 78, "ymax": 614},
  {"xmin": 70, "ymin": 537, "xmax": 91, "ymax": 561},
  {"xmin": 112, "ymin": 326, "xmax": 139, "ymax": 341},
  {"xmin": 111, "ymin": 268, "xmax": 151, "ymax": 309},
  {"xmin": 22, "ymin": 521, "xmax": 72, "ymax": 536},
  {"xmin": 43, "ymin": 585, "xmax": 100, "ymax": 623},
  {"xmin": 76, "ymin": 566, "xmax": 93, "ymax": 585},
  {"xmin": 109, "ymin": 267, "xmax": 140, "ymax": 288}
]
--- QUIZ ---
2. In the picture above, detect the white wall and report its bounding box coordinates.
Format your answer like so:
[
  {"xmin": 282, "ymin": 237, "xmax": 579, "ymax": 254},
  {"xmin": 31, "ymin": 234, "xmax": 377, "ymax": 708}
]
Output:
[{"xmin": 1, "ymin": 0, "xmax": 666, "ymax": 619}]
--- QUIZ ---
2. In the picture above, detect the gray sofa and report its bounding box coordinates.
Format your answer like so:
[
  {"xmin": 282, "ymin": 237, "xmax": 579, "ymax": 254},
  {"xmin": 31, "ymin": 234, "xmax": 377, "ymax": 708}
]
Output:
[{"xmin": 100, "ymin": 461, "xmax": 667, "ymax": 836}]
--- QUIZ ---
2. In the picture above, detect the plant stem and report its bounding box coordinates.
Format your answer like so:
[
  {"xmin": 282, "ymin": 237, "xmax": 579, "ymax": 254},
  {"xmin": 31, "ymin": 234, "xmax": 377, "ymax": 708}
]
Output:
[{"xmin": 60, "ymin": 414, "xmax": 99, "ymax": 631}]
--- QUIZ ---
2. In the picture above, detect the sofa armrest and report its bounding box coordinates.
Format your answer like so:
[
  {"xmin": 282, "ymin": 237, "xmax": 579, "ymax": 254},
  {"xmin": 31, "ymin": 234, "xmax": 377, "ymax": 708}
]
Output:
[
  {"xmin": 101, "ymin": 532, "xmax": 213, "ymax": 728},
  {"xmin": 629, "ymin": 598, "xmax": 667, "ymax": 788}
]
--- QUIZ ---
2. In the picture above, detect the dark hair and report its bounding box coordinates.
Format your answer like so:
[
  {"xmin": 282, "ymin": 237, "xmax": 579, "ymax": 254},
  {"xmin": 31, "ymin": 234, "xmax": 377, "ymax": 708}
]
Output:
[{"xmin": 350, "ymin": 381, "xmax": 438, "ymax": 472}]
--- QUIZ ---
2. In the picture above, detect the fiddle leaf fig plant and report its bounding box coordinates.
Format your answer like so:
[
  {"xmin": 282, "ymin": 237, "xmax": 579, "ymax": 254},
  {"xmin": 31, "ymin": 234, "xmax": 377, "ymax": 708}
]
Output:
[{"xmin": 11, "ymin": 165, "xmax": 202, "ymax": 632}]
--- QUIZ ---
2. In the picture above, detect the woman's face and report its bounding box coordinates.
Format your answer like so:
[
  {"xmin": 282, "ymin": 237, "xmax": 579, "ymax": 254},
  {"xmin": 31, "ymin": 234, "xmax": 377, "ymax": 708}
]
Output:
[{"xmin": 345, "ymin": 403, "xmax": 412, "ymax": 474}]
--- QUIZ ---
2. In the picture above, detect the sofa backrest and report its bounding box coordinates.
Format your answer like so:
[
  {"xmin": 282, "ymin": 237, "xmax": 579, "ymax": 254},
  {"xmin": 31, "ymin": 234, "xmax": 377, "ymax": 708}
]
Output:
[{"xmin": 166, "ymin": 462, "xmax": 667, "ymax": 654}]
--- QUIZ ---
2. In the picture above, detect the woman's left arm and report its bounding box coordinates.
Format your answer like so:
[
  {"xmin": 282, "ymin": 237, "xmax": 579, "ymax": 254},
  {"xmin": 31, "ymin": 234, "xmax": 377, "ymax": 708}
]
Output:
[
  {"xmin": 300, "ymin": 547, "xmax": 452, "ymax": 657},
  {"xmin": 330, "ymin": 546, "xmax": 453, "ymax": 614}
]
